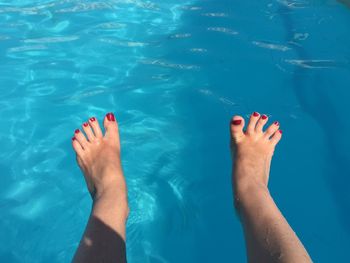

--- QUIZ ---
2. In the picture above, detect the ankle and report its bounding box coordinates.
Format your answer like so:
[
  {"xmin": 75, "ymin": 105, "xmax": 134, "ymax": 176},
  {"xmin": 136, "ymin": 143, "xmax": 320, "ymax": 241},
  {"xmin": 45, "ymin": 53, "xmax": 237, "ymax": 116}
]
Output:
[
  {"xmin": 234, "ymin": 179, "xmax": 270, "ymax": 211},
  {"xmin": 93, "ymin": 187, "xmax": 129, "ymax": 217},
  {"xmin": 92, "ymin": 165, "xmax": 126, "ymax": 196},
  {"xmin": 94, "ymin": 180, "xmax": 127, "ymax": 200}
]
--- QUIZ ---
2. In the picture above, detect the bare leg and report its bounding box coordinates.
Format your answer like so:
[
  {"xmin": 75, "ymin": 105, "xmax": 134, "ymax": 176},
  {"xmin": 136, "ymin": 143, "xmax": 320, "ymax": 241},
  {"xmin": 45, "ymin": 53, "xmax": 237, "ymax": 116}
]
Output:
[
  {"xmin": 71, "ymin": 113, "xmax": 129, "ymax": 263},
  {"xmin": 230, "ymin": 112, "xmax": 312, "ymax": 263}
]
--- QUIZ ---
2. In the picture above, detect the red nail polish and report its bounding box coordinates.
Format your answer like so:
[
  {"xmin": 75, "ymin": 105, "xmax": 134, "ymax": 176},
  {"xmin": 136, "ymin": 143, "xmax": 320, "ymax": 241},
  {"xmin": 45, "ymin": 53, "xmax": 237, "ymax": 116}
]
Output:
[
  {"xmin": 253, "ymin": 112, "xmax": 259, "ymax": 117},
  {"xmin": 106, "ymin": 112, "xmax": 115, "ymax": 121},
  {"xmin": 232, "ymin": 119, "xmax": 242, "ymax": 125},
  {"xmin": 262, "ymin": 115, "xmax": 267, "ymax": 120},
  {"xmin": 75, "ymin": 129, "xmax": 80, "ymax": 134},
  {"xmin": 83, "ymin": 122, "xmax": 89, "ymax": 127},
  {"xmin": 279, "ymin": 130, "xmax": 283, "ymax": 134},
  {"xmin": 274, "ymin": 121, "xmax": 279, "ymax": 126},
  {"xmin": 89, "ymin": 117, "xmax": 96, "ymax": 122},
  {"xmin": 72, "ymin": 137, "xmax": 76, "ymax": 141}
]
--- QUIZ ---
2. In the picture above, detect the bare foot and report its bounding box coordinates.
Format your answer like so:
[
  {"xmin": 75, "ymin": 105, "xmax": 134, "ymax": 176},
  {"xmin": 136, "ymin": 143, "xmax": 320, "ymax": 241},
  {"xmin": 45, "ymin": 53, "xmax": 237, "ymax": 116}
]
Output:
[
  {"xmin": 230, "ymin": 113, "xmax": 312, "ymax": 263},
  {"xmin": 230, "ymin": 112, "xmax": 282, "ymax": 201},
  {"xmin": 72, "ymin": 112, "xmax": 128, "ymax": 210}
]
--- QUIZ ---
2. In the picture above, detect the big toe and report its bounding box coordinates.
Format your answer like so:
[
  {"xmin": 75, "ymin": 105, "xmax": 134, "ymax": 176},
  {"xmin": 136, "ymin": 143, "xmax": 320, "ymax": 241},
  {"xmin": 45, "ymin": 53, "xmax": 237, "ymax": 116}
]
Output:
[
  {"xmin": 230, "ymin": 115, "xmax": 245, "ymax": 143},
  {"xmin": 103, "ymin": 112, "xmax": 119, "ymax": 140}
]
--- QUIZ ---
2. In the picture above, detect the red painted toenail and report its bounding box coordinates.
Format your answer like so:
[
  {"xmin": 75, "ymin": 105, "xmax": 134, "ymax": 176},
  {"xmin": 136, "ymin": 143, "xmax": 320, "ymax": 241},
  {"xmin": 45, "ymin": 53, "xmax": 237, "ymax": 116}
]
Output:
[
  {"xmin": 274, "ymin": 121, "xmax": 279, "ymax": 126},
  {"xmin": 262, "ymin": 115, "xmax": 267, "ymax": 120},
  {"xmin": 106, "ymin": 112, "xmax": 115, "ymax": 121},
  {"xmin": 72, "ymin": 137, "xmax": 76, "ymax": 141},
  {"xmin": 279, "ymin": 130, "xmax": 283, "ymax": 134},
  {"xmin": 83, "ymin": 122, "xmax": 89, "ymax": 127},
  {"xmin": 75, "ymin": 129, "xmax": 80, "ymax": 134},
  {"xmin": 89, "ymin": 117, "xmax": 96, "ymax": 122},
  {"xmin": 253, "ymin": 112, "xmax": 259, "ymax": 117},
  {"xmin": 232, "ymin": 119, "xmax": 242, "ymax": 125}
]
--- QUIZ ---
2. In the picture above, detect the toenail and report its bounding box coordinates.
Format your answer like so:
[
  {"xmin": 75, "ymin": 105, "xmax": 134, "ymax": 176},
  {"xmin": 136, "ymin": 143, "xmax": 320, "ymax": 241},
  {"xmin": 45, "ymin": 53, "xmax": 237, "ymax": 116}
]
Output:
[
  {"xmin": 83, "ymin": 122, "xmax": 89, "ymax": 127},
  {"xmin": 253, "ymin": 112, "xmax": 259, "ymax": 117},
  {"xmin": 262, "ymin": 115, "xmax": 267, "ymax": 120},
  {"xmin": 72, "ymin": 137, "xmax": 76, "ymax": 141},
  {"xmin": 274, "ymin": 121, "xmax": 279, "ymax": 126},
  {"xmin": 106, "ymin": 112, "xmax": 115, "ymax": 121},
  {"xmin": 279, "ymin": 130, "xmax": 283, "ymax": 134},
  {"xmin": 232, "ymin": 119, "xmax": 242, "ymax": 125},
  {"xmin": 75, "ymin": 129, "xmax": 80, "ymax": 134},
  {"xmin": 89, "ymin": 117, "xmax": 96, "ymax": 122}
]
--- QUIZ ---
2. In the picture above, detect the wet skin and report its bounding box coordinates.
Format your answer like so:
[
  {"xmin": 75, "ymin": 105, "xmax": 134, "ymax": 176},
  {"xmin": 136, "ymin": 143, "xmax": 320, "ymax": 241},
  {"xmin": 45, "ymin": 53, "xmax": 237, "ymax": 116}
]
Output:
[{"xmin": 230, "ymin": 112, "xmax": 312, "ymax": 263}]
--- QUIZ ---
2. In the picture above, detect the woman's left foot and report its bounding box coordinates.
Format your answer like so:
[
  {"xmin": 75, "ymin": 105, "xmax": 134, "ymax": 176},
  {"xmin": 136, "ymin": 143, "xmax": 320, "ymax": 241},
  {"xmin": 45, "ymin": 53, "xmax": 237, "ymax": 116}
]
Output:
[{"xmin": 72, "ymin": 113, "xmax": 128, "ymax": 211}]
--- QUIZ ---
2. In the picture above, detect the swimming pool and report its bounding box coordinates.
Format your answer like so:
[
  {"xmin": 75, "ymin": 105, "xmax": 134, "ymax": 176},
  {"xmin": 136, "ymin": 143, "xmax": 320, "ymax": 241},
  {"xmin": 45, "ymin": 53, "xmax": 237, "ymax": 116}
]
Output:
[{"xmin": 1, "ymin": 0, "xmax": 350, "ymax": 262}]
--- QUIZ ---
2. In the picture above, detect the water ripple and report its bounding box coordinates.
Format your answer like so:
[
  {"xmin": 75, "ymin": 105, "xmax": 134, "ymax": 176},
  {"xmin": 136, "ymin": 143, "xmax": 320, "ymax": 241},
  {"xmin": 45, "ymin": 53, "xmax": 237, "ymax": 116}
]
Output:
[
  {"xmin": 252, "ymin": 40, "xmax": 291, "ymax": 51},
  {"xmin": 207, "ymin": 27, "xmax": 238, "ymax": 35},
  {"xmin": 23, "ymin": 36, "xmax": 79, "ymax": 44},
  {"xmin": 180, "ymin": 6, "xmax": 202, "ymax": 11},
  {"xmin": 277, "ymin": 0, "xmax": 309, "ymax": 9},
  {"xmin": 285, "ymin": 59, "xmax": 348, "ymax": 68},
  {"xmin": 100, "ymin": 38, "xmax": 148, "ymax": 47},
  {"xmin": 7, "ymin": 45, "xmax": 48, "ymax": 53},
  {"xmin": 140, "ymin": 59, "xmax": 200, "ymax": 70},
  {"xmin": 169, "ymin": 33, "xmax": 191, "ymax": 39},
  {"xmin": 189, "ymin": 48, "xmax": 207, "ymax": 53},
  {"xmin": 55, "ymin": 2, "xmax": 115, "ymax": 13},
  {"xmin": 95, "ymin": 22, "xmax": 127, "ymax": 30},
  {"xmin": 202, "ymin": 12, "xmax": 228, "ymax": 17},
  {"xmin": 293, "ymin": 32, "xmax": 309, "ymax": 41}
]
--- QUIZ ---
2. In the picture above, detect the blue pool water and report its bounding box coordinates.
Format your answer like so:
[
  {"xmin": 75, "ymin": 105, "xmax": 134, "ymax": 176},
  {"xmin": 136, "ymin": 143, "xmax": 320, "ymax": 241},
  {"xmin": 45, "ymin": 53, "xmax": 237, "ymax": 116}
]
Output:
[{"xmin": 1, "ymin": 0, "xmax": 350, "ymax": 262}]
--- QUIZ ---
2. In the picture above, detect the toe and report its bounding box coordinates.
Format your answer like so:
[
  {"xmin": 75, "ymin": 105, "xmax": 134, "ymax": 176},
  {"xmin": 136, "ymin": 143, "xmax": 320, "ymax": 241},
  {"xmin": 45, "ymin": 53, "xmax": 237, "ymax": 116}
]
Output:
[
  {"xmin": 255, "ymin": 114, "xmax": 269, "ymax": 133},
  {"xmin": 230, "ymin": 115, "xmax": 245, "ymax": 143},
  {"xmin": 88, "ymin": 117, "xmax": 103, "ymax": 138},
  {"xmin": 246, "ymin": 112, "xmax": 260, "ymax": 134},
  {"xmin": 82, "ymin": 122, "xmax": 95, "ymax": 142},
  {"xmin": 270, "ymin": 130, "xmax": 282, "ymax": 145},
  {"xmin": 264, "ymin": 121, "xmax": 280, "ymax": 138},
  {"xmin": 74, "ymin": 129, "xmax": 89, "ymax": 149},
  {"xmin": 103, "ymin": 112, "xmax": 119, "ymax": 139},
  {"xmin": 72, "ymin": 137, "xmax": 84, "ymax": 156}
]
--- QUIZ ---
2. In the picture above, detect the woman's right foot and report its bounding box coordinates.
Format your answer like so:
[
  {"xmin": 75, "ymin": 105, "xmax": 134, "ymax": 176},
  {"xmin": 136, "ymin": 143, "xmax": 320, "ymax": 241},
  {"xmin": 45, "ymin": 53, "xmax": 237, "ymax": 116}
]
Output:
[
  {"xmin": 230, "ymin": 114, "xmax": 313, "ymax": 263},
  {"xmin": 230, "ymin": 112, "xmax": 282, "ymax": 200}
]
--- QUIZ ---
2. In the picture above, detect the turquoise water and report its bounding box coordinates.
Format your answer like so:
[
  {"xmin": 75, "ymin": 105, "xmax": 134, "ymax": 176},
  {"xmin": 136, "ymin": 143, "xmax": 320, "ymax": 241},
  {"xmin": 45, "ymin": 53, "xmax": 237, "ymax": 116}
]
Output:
[{"xmin": 1, "ymin": 0, "xmax": 350, "ymax": 262}]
